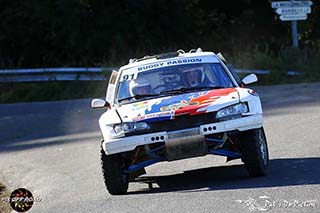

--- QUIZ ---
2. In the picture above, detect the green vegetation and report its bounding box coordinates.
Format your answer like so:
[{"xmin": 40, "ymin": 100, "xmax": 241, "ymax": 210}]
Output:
[
  {"xmin": 1, "ymin": 0, "xmax": 319, "ymax": 68},
  {"xmin": 227, "ymin": 46, "xmax": 320, "ymax": 84}
]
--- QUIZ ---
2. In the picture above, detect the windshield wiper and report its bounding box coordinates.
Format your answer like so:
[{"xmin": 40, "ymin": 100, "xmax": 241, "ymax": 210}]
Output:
[
  {"xmin": 118, "ymin": 93, "xmax": 159, "ymax": 103},
  {"xmin": 160, "ymin": 86, "xmax": 225, "ymax": 95},
  {"xmin": 159, "ymin": 87, "xmax": 189, "ymax": 94},
  {"xmin": 189, "ymin": 86, "xmax": 225, "ymax": 91}
]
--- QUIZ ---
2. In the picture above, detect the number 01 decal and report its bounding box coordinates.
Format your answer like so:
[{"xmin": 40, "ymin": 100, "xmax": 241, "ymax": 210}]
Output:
[{"xmin": 121, "ymin": 73, "xmax": 136, "ymax": 81}]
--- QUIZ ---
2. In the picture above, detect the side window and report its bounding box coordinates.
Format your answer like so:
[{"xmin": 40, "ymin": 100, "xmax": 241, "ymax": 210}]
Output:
[
  {"xmin": 109, "ymin": 70, "xmax": 118, "ymax": 84},
  {"xmin": 203, "ymin": 64, "xmax": 218, "ymax": 85},
  {"xmin": 227, "ymin": 65, "xmax": 242, "ymax": 86},
  {"xmin": 211, "ymin": 64, "xmax": 233, "ymax": 87},
  {"xmin": 106, "ymin": 70, "xmax": 118, "ymax": 102},
  {"xmin": 117, "ymin": 81, "xmax": 130, "ymax": 100}
]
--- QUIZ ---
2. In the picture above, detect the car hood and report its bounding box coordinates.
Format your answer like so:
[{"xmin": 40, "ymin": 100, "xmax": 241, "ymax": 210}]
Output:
[{"xmin": 116, "ymin": 88, "xmax": 240, "ymax": 122}]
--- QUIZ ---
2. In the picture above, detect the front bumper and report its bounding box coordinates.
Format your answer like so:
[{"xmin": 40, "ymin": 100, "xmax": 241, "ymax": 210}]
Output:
[{"xmin": 102, "ymin": 114, "xmax": 263, "ymax": 155}]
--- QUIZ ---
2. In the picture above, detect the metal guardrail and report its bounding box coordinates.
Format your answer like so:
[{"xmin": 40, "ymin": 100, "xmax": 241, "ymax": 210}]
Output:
[
  {"xmin": 0, "ymin": 67, "xmax": 301, "ymax": 83},
  {"xmin": 0, "ymin": 67, "xmax": 115, "ymax": 82},
  {"xmin": 235, "ymin": 69, "xmax": 300, "ymax": 76}
]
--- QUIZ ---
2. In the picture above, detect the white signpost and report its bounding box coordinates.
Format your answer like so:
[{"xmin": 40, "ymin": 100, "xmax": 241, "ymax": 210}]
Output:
[
  {"xmin": 280, "ymin": 14, "xmax": 307, "ymax": 21},
  {"xmin": 276, "ymin": 7, "xmax": 311, "ymax": 15},
  {"xmin": 272, "ymin": 1, "xmax": 313, "ymax": 8},
  {"xmin": 271, "ymin": 0, "xmax": 313, "ymax": 48}
]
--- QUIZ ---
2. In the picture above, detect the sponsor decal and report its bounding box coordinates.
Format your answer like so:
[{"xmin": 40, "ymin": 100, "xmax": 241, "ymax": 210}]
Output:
[
  {"xmin": 120, "ymin": 56, "xmax": 220, "ymax": 81},
  {"xmin": 129, "ymin": 88, "xmax": 236, "ymax": 122},
  {"xmin": 145, "ymin": 88, "xmax": 237, "ymax": 117},
  {"xmin": 160, "ymin": 100, "xmax": 191, "ymax": 111},
  {"xmin": 175, "ymin": 88, "xmax": 236, "ymax": 115},
  {"xmin": 137, "ymin": 58, "xmax": 202, "ymax": 72},
  {"xmin": 132, "ymin": 101, "xmax": 149, "ymax": 111},
  {"xmin": 133, "ymin": 111, "xmax": 174, "ymax": 122}
]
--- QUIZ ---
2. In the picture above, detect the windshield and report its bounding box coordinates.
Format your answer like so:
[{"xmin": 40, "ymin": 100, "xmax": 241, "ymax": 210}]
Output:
[{"xmin": 116, "ymin": 63, "xmax": 234, "ymax": 104}]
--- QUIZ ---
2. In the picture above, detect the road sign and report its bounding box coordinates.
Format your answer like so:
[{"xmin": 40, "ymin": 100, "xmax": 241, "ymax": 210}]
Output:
[
  {"xmin": 276, "ymin": 7, "xmax": 311, "ymax": 15},
  {"xmin": 280, "ymin": 14, "xmax": 307, "ymax": 21},
  {"xmin": 271, "ymin": 1, "xmax": 313, "ymax": 48},
  {"xmin": 272, "ymin": 1, "xmax": 313, "ymax": 8}
]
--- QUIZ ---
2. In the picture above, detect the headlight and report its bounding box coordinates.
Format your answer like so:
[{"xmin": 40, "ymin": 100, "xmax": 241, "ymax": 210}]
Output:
[
  {"xmin": 113, "ymin": 122, "xmax": 150, "ymax": 135},
  {"xmin": 216, "ymin": 103, "xmax": 248, "ymax": 120}
]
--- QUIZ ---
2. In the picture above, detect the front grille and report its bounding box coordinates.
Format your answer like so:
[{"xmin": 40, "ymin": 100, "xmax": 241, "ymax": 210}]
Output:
[
  {"xmin": 149, "ymin": 112, "xmax": 217, "ymax": 132},
  {"xmin": 124, "ymin": 112, "xmax": 217, "ymax": 137},
  {"xmin": 168, "ymin": 128, "xmax": 200, "ymax": 139}
]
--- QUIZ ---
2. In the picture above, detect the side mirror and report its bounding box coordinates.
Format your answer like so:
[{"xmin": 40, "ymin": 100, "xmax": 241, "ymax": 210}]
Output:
[
  {"xmin": 242, "ymin": 74, "xmax": 258, "ymax": 85},
  {"xmin": 91, "ymin": 99, "xmax": 110, "ymax": 109}
]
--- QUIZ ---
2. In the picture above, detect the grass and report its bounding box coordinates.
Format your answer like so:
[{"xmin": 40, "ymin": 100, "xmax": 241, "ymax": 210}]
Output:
[
  {"xmin": 1, "ymin": 47, "xmax": 319, "ymax": 103},
  {"xmin": 227, "ymin": 46, "xmax": 320, "ymax": 84},
  {"xmin": 0, "ymin": 182, "xmax": 11, "ymax": 213}
]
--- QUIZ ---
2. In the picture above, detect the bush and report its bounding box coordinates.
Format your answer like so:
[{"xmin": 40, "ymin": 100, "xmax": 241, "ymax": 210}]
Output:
[{"xmin": 227, "ymin": 45, "xmax": 320, "ymax": 84}]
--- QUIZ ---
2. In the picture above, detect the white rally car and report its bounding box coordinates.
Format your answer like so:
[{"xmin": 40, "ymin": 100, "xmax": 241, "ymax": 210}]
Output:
[{"xmin": 92, "ymin": 48, "xmax": 269, "ymax": 195}]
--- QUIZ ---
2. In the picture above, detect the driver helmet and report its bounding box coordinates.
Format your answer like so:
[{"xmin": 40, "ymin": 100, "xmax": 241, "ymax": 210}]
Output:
[
  {"xmin": 129, "ymin": 78, "xmax": 153, "ymax": 96},
  {"xmin": 161, "ymin": 72, "xmax": 181, "ymax": 88},
  {"xmin": 182, "ymin": 66, "xmax": 205, "ymax": 87}
]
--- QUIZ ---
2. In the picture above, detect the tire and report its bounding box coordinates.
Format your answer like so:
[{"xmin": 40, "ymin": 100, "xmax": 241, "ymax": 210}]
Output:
[
  {"xmin": 239, "ymin": 127, "xmax": 269, "ymax": 177},
  {"xmin": 101, "ymin": 147, "xmax": 129, "ymax": 195}
]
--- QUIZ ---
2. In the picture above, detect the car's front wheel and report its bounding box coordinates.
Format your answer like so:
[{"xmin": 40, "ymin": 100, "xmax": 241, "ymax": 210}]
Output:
[
  {"xmin": 240, "ymin": 127, "xmax": 269, "ymax": 177},
  {"xmin": 101, "ymin": 147, "xmax": 129, "ymax": 195}
]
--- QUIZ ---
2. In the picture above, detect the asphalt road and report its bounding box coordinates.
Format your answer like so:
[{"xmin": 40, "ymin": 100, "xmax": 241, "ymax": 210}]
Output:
[{"xmin": 1, "ymin": 82, "xmax": 320, "ymax": 213}]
